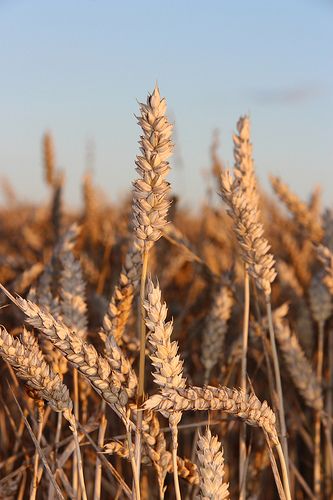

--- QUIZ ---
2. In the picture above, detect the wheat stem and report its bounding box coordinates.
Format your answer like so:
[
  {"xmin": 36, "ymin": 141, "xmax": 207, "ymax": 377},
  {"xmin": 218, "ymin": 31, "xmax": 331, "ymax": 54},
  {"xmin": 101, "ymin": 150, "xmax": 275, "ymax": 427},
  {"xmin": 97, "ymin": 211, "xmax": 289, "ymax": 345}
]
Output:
[
  {"xmin": 135, "ymin": 248, "xmax": 149, "ymax": 481},
  {"xmin": 170, "ymin": 421, "xmax": 182, "ymax": 500},
  {"xmin": 276, "ymin": 441, "xmax": 292, "ymax": 500},
  {"xmin": 266, "ymin": 299, "xmax": 289, "ymax": 474},
  {"xmin": 30, "ymin": 403, "xmax": 44, "ymax": 500},
  {"xmin": 72, "ymin": 368, "xmax": 79, "ymax": 496},
  {"xmin": 72, "ymin": 422, "xmax": 87, "ymax": 500},
  {"xmin": 127, "ymin": 428, "xmax": 140, "ymax": 500},
  {"xmin": 239, "ymin": 269, "xmax": 249, "ymax": 500},
  {"xmin": 93, "ymin": 401, "xmax": 107, "ymax": 500},
  {"xmin": 314, "ymin": 320, "xmax": 325, "ymax": 496},
  {"xmin": 325, "ymin": 328, "xmax": 333, "ymax": 497}
]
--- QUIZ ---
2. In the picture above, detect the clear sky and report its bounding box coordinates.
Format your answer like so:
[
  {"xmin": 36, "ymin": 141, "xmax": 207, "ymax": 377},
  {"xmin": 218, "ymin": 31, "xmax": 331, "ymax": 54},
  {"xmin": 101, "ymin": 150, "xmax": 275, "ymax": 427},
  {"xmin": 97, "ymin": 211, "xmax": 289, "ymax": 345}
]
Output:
[{"xmin": 0, "ymin": 0, "xmax": 332, "ymax": 209}]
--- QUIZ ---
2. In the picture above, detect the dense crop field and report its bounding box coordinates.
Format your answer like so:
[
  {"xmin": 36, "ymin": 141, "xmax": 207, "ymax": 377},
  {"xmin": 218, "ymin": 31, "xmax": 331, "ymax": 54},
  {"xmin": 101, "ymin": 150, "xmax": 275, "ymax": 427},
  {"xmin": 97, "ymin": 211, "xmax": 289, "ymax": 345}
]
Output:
[{"xmin": 0, "ymin": 85, "xmax": 332, "ymax": 499}]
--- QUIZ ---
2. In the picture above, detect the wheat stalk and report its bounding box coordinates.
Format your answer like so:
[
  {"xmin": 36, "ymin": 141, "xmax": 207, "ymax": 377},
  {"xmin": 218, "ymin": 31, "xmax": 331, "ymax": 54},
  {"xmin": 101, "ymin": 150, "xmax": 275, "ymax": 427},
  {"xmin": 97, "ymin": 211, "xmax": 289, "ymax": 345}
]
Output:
[{"xmin": 131, "ymin": 84, "xmax": 174, "ymax": 489}]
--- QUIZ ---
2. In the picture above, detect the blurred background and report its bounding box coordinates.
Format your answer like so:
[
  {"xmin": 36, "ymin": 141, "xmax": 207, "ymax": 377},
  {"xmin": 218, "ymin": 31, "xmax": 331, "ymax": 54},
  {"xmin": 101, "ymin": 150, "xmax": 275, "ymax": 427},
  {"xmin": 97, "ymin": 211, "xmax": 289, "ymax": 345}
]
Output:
[{"xmin": 0, "ymin": 0, "xmax": 332, "ymax": 208}]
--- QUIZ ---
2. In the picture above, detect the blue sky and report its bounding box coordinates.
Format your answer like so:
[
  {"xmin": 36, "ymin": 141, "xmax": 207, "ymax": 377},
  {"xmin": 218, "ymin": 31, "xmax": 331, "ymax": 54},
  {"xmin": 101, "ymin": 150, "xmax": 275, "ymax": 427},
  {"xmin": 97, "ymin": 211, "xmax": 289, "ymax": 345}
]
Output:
[{"xmin": 0, "ymin": 0, "xmax": 332, "ymax": 208}]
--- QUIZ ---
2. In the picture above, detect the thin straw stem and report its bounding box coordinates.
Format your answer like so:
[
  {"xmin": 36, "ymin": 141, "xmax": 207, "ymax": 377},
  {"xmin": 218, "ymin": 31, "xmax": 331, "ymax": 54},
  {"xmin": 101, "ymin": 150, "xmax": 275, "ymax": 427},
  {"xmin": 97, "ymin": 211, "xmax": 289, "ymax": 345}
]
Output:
[
  {"xmin": 72, "ymin": 368, "xmax": 79, "ymax": 496},
  {"xmin": 266, "ymin": 299, "xmax": 289, "ymax": 473},
  {"xmin": 325, "ymin": 328, "xmax": 333, "ymax": 497},
  {"xmin": 276, "ymin": 441, "xmax": 292, "ymax": 500},
  {"xmin": 314, "ymin": 320, "xmax": 325, "ymax": 496},
  {"xmin": 135, "ymin": 248, "xmax": 149, "ymax": 480},
  {"xmin": 239, "ymin": 269, "xmax": 250, "ymax": 500},
  {"xmin": 72, "ymin": 424, "xmax": 87, "ymax": 500},
  {"xmin": 127, "ymin": 429, "xmax": 140, "ymax": 500},
  {"xmin": 30, "ymin": 403, "xmax": 44, "ymax": 500},
  {"xmin": 170, "ymin": 422, "xmax": 182, "ymax": 500},
  {"xmin": 93, "ymin": 401, "xmax": 107, "ymax": 500}
]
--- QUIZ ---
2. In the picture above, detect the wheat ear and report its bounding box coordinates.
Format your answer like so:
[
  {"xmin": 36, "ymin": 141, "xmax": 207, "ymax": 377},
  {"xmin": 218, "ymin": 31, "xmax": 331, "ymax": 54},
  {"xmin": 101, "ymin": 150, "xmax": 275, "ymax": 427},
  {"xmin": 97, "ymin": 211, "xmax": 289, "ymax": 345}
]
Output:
[
  {"xmin": 144, "ymin": 277, "xmax": 184, "ymax": 499},
  {"xmin": 271, "ymin": 305, "xmax": 323, "ymax": 411},
  {"xmin": 270, "ymin": 175, "xmax": 323, "ymax": 242},
  {"xmin": 201, "ymin": 281, "xmax": 233, "ymax": 384},
  {"xmin": 103, "ymin": 238, "xmax": 142, "ymax": 344},
  {"xmin": 197, "ymin": 428, "xmax": 229, "ymax": 499},
  {"xmin": 131, "ymin": 84, "xmax": 173, "ymax": 487},
  {"xmin": 0, "ymin": 285, "xmax": 131, "ymax": 420},
  {"xmin": 42, "ymin": 131, "xmax": 55, "ymax": 187},
  {"xmin": 0, "ymin": 326, "xmax": 87, "ymax": 499},
  {"xmin": 309, "ymin": 271, "xmax": 331, "ymax": 496}
]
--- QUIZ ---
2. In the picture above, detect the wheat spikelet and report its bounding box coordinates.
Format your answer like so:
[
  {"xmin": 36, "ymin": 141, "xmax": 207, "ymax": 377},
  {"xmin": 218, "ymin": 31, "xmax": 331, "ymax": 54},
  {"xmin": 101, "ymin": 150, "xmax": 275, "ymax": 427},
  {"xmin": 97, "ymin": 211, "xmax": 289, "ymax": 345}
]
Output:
[
  {"xmin": 144, "ymin": 277, "xmax": 185, "ymax": 497},
  {"xmin": 102, "ymin": 332, "xmax": 137, "ymax": 399},
  {"xmin": 132, "ymin": 85, "xmax": 173, "ymax": 251},
  {"xmin": 82, "ymin": 172, "xmax": 99, "ymax": 245},
  {"xmin": 233, "ymin": 115, "xmax": 257, "ymax": 203},
  {"xmin": 11, "ymin": 262, "xmax": 44, "ymax": 295},
  {"xmin": 317, "ymin": 244, "xmax": 333, "ymax": 296},
  {"xmin": 220, "ymin": 170, "xmax": 276, "ymax": 295},
  {"xmin": 270, "ymin": 175, "xmax": 323, "ymax": 242},
  {"xmin": 145, "ymin": 385, "xmax": 278, "ymax": 444},
  {"xmin": 280, "ymin": 232, "xmax": 312, "ymax": 287},
  {"xmin": 309, "ymin": 271, "xmax": 332, "ymax": 325},
  {"xmin": 50, "ymin": 172, "xmax": 64, "ymax": 240},
  {"xmin": 197, "ymin": 428, "xmax": 229, "ymax": 499},
  {"xmin": 1, "ymin": 288, "xmax": 132, "ymax": 419},
  {"xmin": 277, "ymin": 260, "xmax": 303, "ymax": 298},
  {"xmin": 105, "ymin": 436, "xmax": 199, "ymax": 484},
  {"xmin": 103, "ymin": 239, "xmax": 142, "ymax": 344},
  {"xmin": 43, "ymin": 132, "xmax": 55, "ymax": 187},
  {"xmin": 308, "ymin": 185, "xmax": 321, "ymax": 219},
  {"xmin": 0, "ymin": 326, "xmax": 72, "ymax": 418},
  {"xmin": 58, "ymin": 224, "xmax": 88, "ymax": 338},
  {"xmin": 201, "ymin": 282, "xmax": 233, "ymax": 383},
  {"xmin": 271, "ymin": 305, "xmax": 323, "ymax": 411},
  {"xmin": 323, "ymin": 209, "xmax": 333, "ymax": 250},
  {"xmin": 144, "ymin": 278, "xmax": 186, "ymax": 393}
]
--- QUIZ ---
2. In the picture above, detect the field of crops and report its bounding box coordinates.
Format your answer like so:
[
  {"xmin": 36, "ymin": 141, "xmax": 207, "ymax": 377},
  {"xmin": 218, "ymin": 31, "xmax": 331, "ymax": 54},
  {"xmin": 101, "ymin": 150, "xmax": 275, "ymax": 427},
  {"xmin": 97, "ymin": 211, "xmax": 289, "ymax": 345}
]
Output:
[{"xmin": 0, "ymin": 85, "xmax": 332, "ymax": 499}]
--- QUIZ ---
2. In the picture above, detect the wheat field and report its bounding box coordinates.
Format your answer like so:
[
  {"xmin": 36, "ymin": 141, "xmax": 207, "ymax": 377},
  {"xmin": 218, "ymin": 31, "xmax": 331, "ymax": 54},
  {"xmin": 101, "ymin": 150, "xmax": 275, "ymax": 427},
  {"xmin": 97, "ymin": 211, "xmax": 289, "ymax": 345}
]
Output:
[{"xmin": 0, "ymin": 85, "xmax": 332, "ymax": 499}]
